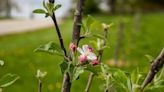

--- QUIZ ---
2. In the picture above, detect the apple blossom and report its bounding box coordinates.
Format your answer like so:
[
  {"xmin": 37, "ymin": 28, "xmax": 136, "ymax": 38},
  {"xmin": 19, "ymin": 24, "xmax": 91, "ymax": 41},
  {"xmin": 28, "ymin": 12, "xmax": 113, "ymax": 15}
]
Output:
[{"xmin": 77, "ymin": 45, "xmax": 97, "ymax": 62}]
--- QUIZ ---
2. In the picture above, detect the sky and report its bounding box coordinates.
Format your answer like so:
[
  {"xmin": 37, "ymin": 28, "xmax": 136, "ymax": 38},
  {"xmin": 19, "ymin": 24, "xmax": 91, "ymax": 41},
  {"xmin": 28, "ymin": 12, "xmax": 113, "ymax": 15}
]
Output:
[{"xmin": 12, "ymin": 0, "xmax": 71, "ymax": 19}]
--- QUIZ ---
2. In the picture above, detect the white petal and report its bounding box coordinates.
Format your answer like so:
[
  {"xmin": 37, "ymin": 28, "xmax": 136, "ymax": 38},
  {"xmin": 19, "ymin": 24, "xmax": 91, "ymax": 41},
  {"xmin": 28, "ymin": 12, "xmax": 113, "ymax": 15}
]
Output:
[
  {"xmin": 87, "ymin": 53, "xmax": 97, "ymax": 60},
  {"xmin": 82, "ymin": 45, "xmax": 89, "ymax": 53},
  {"xmin": 77, "ymin": 47, "xmax": 84, "ymax": 54}
]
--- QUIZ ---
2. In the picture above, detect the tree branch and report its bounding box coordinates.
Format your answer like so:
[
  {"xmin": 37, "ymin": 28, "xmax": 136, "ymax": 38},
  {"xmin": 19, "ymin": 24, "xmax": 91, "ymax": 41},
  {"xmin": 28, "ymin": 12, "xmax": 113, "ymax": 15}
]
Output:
[
  {"xmin": 72, "ymin": 0, "xmax": 85, "ymax": 44},
  {"xmin": 140, "ymin": 48, "xmax": 164, "ymax": 91},
  {"xmin": 61, "ymin": 0, "xmax": 85, "ymax": 92},
  {"xmin": 51, "ymin": 13, "xmax": 67, "ymax": 57}
]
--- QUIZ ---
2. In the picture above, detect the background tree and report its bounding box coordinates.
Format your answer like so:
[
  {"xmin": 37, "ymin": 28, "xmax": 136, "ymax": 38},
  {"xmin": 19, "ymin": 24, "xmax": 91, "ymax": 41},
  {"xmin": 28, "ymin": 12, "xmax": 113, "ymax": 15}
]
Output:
[
  {"xmin": 0, "ymin": 0, "xmax": 19, "ymax": 18},
  {"xmin": 71, "ymin": 0, "xmax": 100, "ymax": 15}
]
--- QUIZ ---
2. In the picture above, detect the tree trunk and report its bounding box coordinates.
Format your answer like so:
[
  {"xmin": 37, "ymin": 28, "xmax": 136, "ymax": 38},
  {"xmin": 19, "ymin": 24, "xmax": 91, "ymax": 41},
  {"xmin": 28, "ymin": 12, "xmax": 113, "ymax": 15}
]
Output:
[{"xmin": 6, "ymin": 0, "xmax": 12, "ymax": 18}]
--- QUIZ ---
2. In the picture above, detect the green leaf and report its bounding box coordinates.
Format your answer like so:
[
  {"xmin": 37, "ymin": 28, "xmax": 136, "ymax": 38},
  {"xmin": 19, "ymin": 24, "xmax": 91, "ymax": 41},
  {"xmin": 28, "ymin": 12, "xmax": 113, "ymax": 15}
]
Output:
[
  {"xmin": 112, "ymin": 69, "xmax": 128, "ymax": 89},
  {"xmin": 43, "ymin": 0, "xmax": 48, "ymax": 10},
  {"xmin": 131, "ymin": 68, "xmax": 142, "ymax": 85},
  {"xmin": 0, "ymin": 60, "xmax": 4, "ymax": 66},
  {"xmin": 126, "ymin": 73, "xmax": 134, "ymax": 92},
  {"xmin": 0, "ymin": 74, "xmax": 19, "ymax": 88},
  {"xmin": 45, "ymin": 13, "xmax": 50, "ymax": 17},
  {"xmin": 60, "ymin": 60, "xmax": 69, "ymax": 74},
  {"xmin": 92, "ymin": 34, "xmax": 105, "ymax": 40},
  {"xmin": 90, "ymin": 21, "xmax": 102, "ymax": 32},
  {"xmin": 68, "ymin": 64, "xmax": 75, "ymax": 81},
  {"xmin": 72, "ymin": 66, "xmax": 84, "ymax": 81},
  {"xmin": 86, "ymin": 15, "xmax": 95, "ymax": 30},
  {"xmin": 53, "ymin": 4, "xmax": 62, "ymax": 11},
  {"xmin": 101, "ymin": 64, "xmax": 109, "ymax": 75},
  {"xmin": 85, "ymin": 64, "xmax": 101, "ymax": 75},
  {"xmin": 81, "ymin": 22, "xmax": 87, "ymax": 32},
  {"xmin": 145, "ymin": 54, "xmax": 154, "ymax": 62},
  {"xmin": 145, "ymin": 86, "xmax": 164, "ymax": 92},
  {"xmin": 47, "ymin": 2, "xmax": 54, "ymax": 11},
  {"xmin": 33, "ymin": 9, "xmax": 46, "ymax": 14},
  {"xmin": 34, "ymin": 42, "xmax": 64, "ymax": 56}
]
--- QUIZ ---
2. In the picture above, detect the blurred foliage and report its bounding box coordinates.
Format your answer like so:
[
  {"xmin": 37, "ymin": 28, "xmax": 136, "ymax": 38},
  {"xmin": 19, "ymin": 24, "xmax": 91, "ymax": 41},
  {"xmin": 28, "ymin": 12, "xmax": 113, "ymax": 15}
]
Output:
[
  {"xmin": 0, "ymin": 13, "xmax": 164, "ymax": 92},
  {"xmin": 70, "ymin": 0, "xmax": 100, "ymax": 15},
  {"xmin": 84, "ymin": 0, "xmax": 100, "ymax": 15}
]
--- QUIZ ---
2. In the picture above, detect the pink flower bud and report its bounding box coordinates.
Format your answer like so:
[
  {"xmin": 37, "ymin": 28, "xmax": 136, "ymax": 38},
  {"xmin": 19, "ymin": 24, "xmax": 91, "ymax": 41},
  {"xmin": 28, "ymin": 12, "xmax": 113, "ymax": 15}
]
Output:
[
  {"xmin": 91, "ymin": 59, "xmax": 99, "ymax": 65},
  {"xmin": 79, "ymin": 55, "xmax": 87, "ymax": 63},
  {"xmin": 88, "ymin": 47, "xmax": 94, "ymax": 52},
  {"xmin": 69, "ymin": 43, "xmax": 77, "ymax": 52}
]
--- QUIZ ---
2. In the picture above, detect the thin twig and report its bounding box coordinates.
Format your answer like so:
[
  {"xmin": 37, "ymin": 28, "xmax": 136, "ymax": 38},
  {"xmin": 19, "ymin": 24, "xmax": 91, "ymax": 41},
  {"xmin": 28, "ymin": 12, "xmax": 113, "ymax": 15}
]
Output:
[
  {"xmin": 85, "ymin": 29, "xmax": 109, "ymax": 92},
  {"xmin": 48, "ymin": 0, "xmax": 71, "ymax": 92},
  {"xmin": 38, "ymin": 79, "xmax": 42, "ymax": 92},
  {"xmin": 85, "ymin": 73, "xmax": 94, "ymax": 92},
  {"xmin": 140, "ymin": 48, "xmax": 164, "ymax": 91},
  {"xmin": 51, "ymin": 13, "xmax": 67, "ymax": 57}
]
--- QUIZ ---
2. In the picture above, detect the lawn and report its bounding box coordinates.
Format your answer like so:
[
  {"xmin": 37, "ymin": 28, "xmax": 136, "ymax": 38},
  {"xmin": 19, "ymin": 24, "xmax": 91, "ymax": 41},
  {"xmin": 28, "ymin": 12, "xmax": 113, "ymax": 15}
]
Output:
[{"xmin": 0, "ymin": 13, "xmax": 164, "ymax": 92}]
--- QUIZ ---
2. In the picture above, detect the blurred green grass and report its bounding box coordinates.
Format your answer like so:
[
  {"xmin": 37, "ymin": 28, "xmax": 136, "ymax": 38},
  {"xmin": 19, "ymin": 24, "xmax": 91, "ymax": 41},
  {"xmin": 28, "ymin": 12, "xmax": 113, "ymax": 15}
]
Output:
[{"xmin": 0, "ymin": 13, "xmax": 164, "ymax": 92}]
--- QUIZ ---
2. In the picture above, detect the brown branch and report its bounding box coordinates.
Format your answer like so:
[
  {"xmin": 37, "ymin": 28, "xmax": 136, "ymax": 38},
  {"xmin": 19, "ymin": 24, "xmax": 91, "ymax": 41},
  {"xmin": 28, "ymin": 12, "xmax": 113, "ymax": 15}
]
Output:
[
  {"xmin": 61, "ymin": 73, "xmax": 71, "ymax": 92},
  {"xmin": 61, "ymin": 0, "xmax": 85, "ymax": 92},
  {"xmin": 140, "ymin": 48, "xmax": 164, "ymax": 91},
  {"xmin": 72, "ymin": 0, "xmax": 85, "ymax": 44}
]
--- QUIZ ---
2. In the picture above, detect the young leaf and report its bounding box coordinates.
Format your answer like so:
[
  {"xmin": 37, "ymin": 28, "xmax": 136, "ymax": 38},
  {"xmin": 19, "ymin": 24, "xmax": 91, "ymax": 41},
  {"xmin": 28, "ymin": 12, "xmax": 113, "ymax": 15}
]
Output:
[
  {"xmin": 145, "ymin": 54, "xmax": 154, "ymax": 62},
  {"xmin": 36, "ymin": 69, "xmax": 47, "ymax": 79},
  {"xmin": 43, "ymin": 0, "xmax": 48, "ymax": 10},
  {"xmin": 101, "ymin": 64, "xmax": 110, "ymax": 77},
  {"xmin": 85, "ymin": 64, "xmax": 101, "ymax": 75},
  {"xmin": 0, "ymin": 74, "xmax": 19, "ymax": 88},
  {"xmin": 0, "ymin": 60, "xmax": 4, "ymax": 66},
  {"xmin": 131, "ymin": 68, "xmax": 141, "ymax": 84},
  {"xmin": 80, "ymin": 22, "xmax": 87, "ymax": 32},
  {"xmin": 145, "ymin": 86, "xmax": 164, "ymax": 92},
  {"xmin": 47, "ymin": 2, "xmax": 54, "ymax": 11},
  {"xmin": 53, "ymin": 4, "xmax": 62, "ymax": 11},
  {"xmin": 112, "ymin": 69, "xmax": 128, "ymax": 87},
  {"xmin": 45, "ymin": 13, "xmax": 50, "ymax": 17},
  {"xmin": 92, "ymin": 34, "xmax": 105, "ymax": 40},
  {"xmin": 68, "ymin": 64, "xmax": 75, "ymax": 81},
  {"xmin": 60, "ymin": 60, "xmax": 69, "ymax": 74},
  {"xmin": 72, "ymin": 66, "xmax": 84, "ymax": 81},
  {"xmin": 34, "ymin": 42, "xmax": 64, "ymax": 56},
  {"xmin": 33, "ymin": 9, "xmax": 46, "ymax": 14},
  {"xmin": 126, "ymin": 74, "xmax": 134, "ymax": 92},
  {"xmin": 86, "ymin": 15, "xmax": 94, "ymax": 30}
]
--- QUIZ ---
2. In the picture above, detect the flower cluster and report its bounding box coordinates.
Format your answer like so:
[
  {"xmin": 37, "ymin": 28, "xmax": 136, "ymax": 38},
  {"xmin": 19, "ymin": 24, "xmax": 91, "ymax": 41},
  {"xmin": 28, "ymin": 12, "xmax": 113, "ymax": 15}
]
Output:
[
  {"xmin": 77, "ymin": 45, "xmax": 99, "ymax": 65},
  {"xmin": 69, "ymin": 43, "xmax": 99, "ymax": 65}
]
